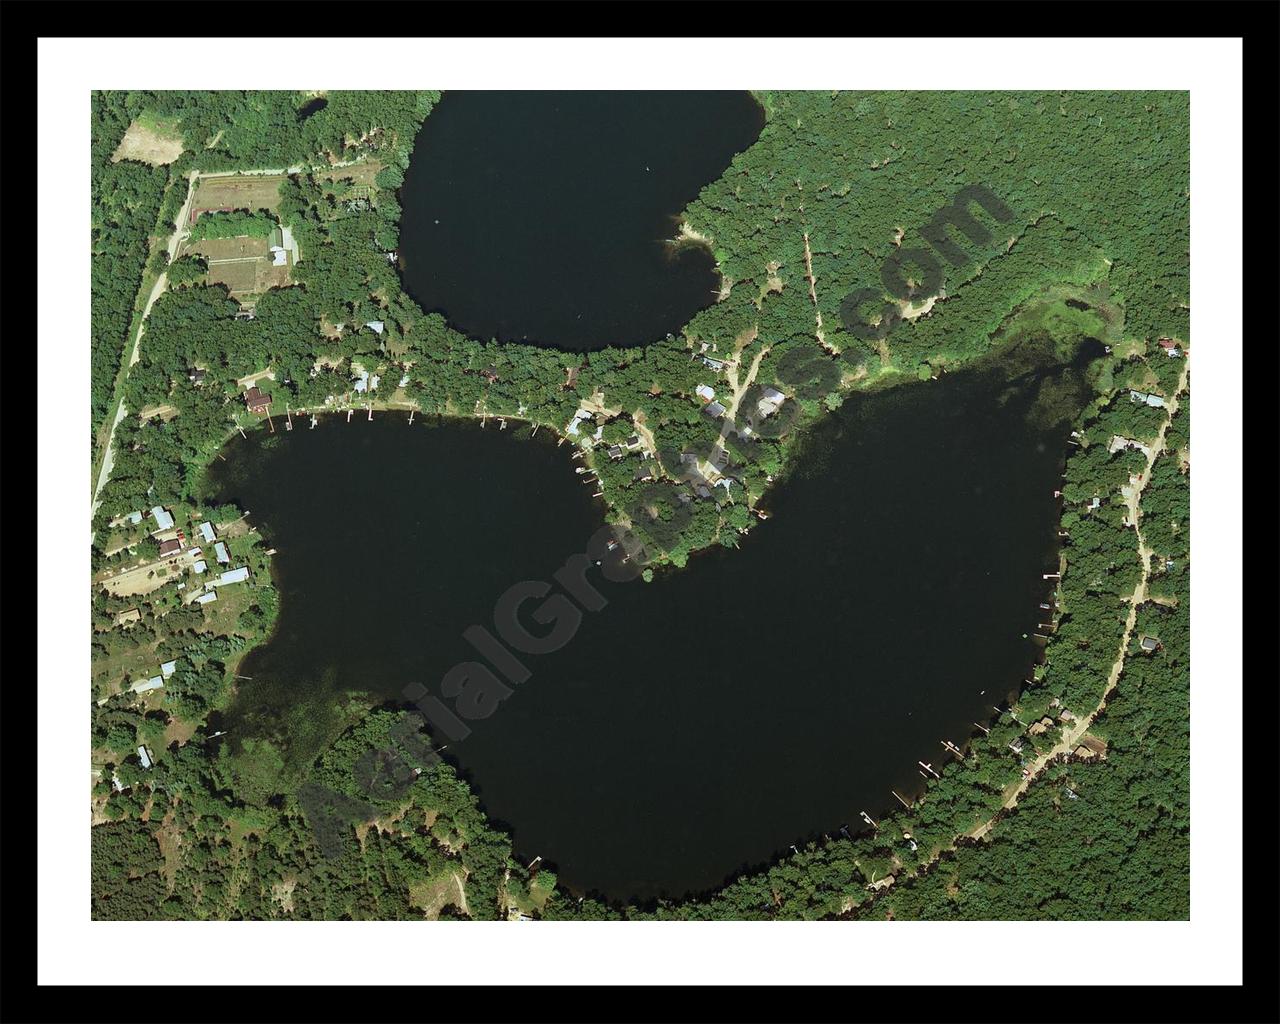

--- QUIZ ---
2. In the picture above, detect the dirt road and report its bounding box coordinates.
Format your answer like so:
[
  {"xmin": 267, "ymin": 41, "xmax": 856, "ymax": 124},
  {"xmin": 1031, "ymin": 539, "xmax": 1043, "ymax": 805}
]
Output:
[
  {"xmin": 802, "ymin": 231, "xmax": 825, "ymax": 345},
  {"xmin": 91, "ymin": 175, "xmax": 199, "ymax": 521},
  {"xmin": 92, "ymin": 159, "xmax": 379, "ymax": 524},
  {"xmin": 706, "ymin": 328, "xmax": 769, "ymax": 474},
  {"xmin": 91, "ymin": 401, "xmax": 129, "ymax": 516},
  {"xmin": 884, "ymin": 355, "xmax": 1190, "ymax": 868}
]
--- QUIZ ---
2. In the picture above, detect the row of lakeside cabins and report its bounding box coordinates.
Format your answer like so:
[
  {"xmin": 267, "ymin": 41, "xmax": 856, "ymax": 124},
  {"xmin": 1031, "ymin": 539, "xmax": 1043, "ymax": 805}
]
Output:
[
  {"xmin": 115, "ymin": 506, "xmax": 251, "ymax": 616},
  {"xmin": 579, "ymin": 384, "xmax": 788, "ymax": 465},
  {"xmin": 242, "ymin": 357, "xmax": 790, "ymax": 435},
  {"xmin": 242, "ymin": 365, "xmax": 401, "ymax": 414}
]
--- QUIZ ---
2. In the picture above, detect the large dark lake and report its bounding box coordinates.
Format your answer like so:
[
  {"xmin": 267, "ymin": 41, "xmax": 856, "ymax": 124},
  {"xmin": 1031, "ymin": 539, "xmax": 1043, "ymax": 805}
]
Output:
[
  {"xmin": 206, "ymin": 339, "xmax": 1095, "ymax": 902},
  {"xmin": 397, "ymin": 91, "xmax": 764, "ymax": 350}
]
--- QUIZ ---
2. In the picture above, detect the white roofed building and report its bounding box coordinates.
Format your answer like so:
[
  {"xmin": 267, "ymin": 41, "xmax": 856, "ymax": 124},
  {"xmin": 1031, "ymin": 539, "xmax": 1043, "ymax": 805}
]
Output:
[
  {"xmin": 150, "ymin": 507, "xmax": 175, "ymax": 531},
  {"xmin": 757, "ymin": 386, "xmax": 787, "ymax": 417}
]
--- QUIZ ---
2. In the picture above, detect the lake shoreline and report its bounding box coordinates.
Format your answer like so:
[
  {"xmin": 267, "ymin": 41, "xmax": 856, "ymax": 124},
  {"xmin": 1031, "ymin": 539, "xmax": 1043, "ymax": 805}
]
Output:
[{"xmin": 206, "ymin": 330, "xmax": 1099, "ymax": 901}]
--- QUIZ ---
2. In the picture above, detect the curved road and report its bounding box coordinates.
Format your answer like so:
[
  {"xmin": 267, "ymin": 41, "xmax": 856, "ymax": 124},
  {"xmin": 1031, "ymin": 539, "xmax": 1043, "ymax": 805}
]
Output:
[{"xmin": 851, "ymin": 355, "xmax": 1191, "ymax": 908}]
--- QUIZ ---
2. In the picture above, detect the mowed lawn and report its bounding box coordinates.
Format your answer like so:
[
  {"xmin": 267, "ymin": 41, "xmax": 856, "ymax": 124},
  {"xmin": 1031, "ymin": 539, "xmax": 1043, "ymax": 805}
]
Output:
[
  {"xmin": 194, "ymin": 583, "xmax": 254, "ymax": 638},
  {"xmin": 320, "ymin": 159, "xmax": 382, "ymax": 188},
  {"xmin": 93, "ymin": 633, "xmax": 163, "ymax": 700}
]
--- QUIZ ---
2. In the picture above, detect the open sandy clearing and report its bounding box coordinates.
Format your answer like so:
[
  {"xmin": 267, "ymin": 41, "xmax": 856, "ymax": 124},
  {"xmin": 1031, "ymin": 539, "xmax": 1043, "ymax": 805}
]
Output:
[{"xmin": 112, "ymin": 121, "xmax": 185, "ymax": 166}]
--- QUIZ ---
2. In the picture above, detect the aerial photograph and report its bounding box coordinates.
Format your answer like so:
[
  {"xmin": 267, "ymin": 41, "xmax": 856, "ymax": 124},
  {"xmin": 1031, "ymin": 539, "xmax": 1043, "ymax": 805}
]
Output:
[{"xmin": 85, "ymin": 87, "xmax": 1192, "ymax": 925}]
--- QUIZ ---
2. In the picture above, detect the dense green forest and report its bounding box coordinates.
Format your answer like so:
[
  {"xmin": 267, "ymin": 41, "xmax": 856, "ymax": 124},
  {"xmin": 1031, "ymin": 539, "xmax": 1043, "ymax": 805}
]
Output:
[
  {"xmin": 186, "ymin": 209, "xmax": 277, "ymax": 241},
  {"xmin": 90, "ymin": 90, "xmax": 1189, "ymax": 920},
  {"xmin": 140, "ymin": 90, "xmax": 435, "ymax": 173},
  {"xmin": 90, "ymin": 93, "xmax": 169, "ymax": 434},
  {"xmin": 693, "ymin": 91, "xmax": 1188, "ymax": 355}
]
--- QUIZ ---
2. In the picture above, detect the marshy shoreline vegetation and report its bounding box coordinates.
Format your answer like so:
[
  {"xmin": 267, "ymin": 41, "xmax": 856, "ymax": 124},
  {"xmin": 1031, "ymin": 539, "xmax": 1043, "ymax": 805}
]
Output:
[{"xmin": 90, "ymin": 89, "xmax": 1189, "ymax": 920}]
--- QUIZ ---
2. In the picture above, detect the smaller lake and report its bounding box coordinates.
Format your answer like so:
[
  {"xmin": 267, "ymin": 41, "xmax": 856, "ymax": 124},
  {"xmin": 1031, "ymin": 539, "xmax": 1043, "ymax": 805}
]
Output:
[{"xmin": 397, "ymin": 91, "xmax": 764, "ymax": 350}]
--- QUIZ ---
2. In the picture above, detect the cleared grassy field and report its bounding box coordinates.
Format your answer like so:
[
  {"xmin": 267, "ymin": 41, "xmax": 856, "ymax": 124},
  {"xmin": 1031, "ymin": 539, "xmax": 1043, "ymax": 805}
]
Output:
[
  {"xmin": 196, "ymin": 583, "xmax": 253, "ymax": 635},
  {"xmin": 257, "ymin": 262, "xmax": 292, "ymax": 292},
  {"xmin": 321, "ymin": 159, "xmax": 382, "ymax": 188},
  {"xmin": 206, "ymin": 261, "xmax": 261, "ymax": 295},
  {"xmin": 112, "ymin": 117, "xmax": 185, "ymax": 166},
  {"xmin": 190, "ymin": 174, "xmax": 288, "ymax": 218},
  {"xmin": 186, "ymin": 229, "xmax": 293, "ymax": 297},
  {"xmin": 93, "ymin": 635, "xmax": 162, "ymax": 700},
  {"xmin": 190, "ymin": 236, "xmax": 271, "ymax": 262}
]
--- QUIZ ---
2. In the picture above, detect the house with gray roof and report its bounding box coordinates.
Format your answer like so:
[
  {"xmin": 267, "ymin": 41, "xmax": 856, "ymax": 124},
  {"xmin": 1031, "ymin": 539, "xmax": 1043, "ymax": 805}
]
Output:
[{"xmin": 757, "ymin": 386, "xmax": 787, "ymax": 417}]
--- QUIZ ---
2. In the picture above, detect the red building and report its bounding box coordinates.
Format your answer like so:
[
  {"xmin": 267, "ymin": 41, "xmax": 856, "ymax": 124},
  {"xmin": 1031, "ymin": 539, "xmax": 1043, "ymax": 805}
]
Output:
[
  {"xmin": 244, "ymin": 386, "xmax": 272, "ymax": 413},
  {"xmin": 158, "ymin": 538, "xmax": 184, "ymax": 558}
]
